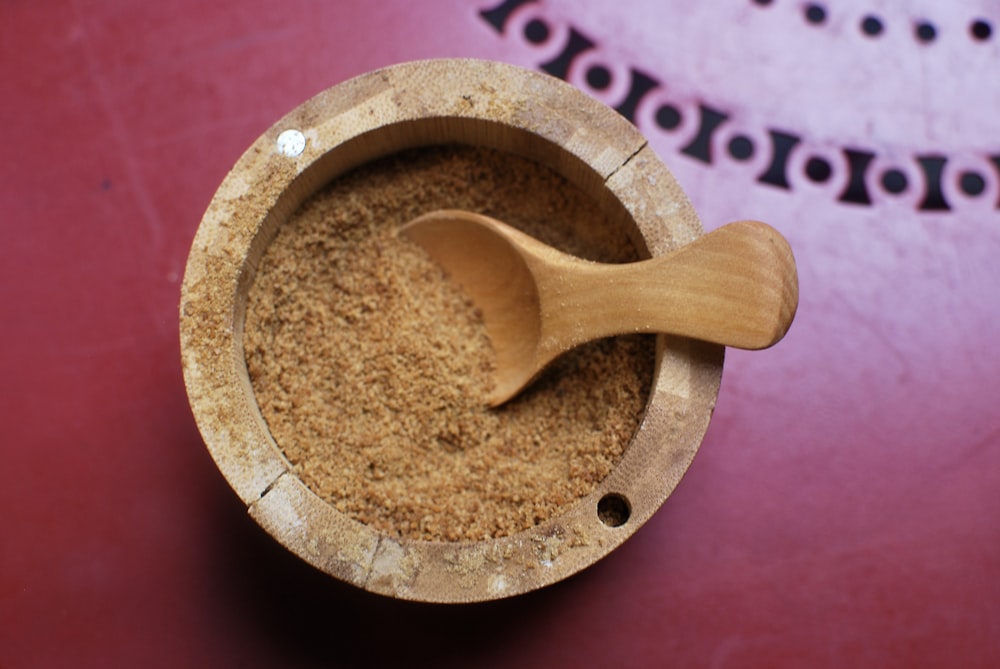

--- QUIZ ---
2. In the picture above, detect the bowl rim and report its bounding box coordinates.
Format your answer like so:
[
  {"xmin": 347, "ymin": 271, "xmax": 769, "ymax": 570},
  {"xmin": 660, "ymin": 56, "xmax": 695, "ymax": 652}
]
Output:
[{"xmin": 179, "ymin": 58, "xmax": 723, "ymax": 603}]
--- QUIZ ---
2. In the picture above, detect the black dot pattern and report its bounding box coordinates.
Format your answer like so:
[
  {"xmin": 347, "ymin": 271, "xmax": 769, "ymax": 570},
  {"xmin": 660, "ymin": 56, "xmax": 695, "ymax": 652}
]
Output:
[
  {"xmin": 806, "ymin": 158, "xmax": 833, "ymax": 183},
  {"xmin": 971, "ymin": 19, "xmax": 992, "ymax": 41},
  {"xmin": 728, "ymin": 136, "xmax": 755, "ymax": 161},
  {"xmin": 745, "ymin": 2, "xmax": 995, "ymax": 46},
  {"xmin": 479, "ymin": 0, "xmax": 1000, "ymax": 213},
  {"xmin": 960, "ymin": 172, "xmax": 986, "ymax": 197},
  {"xmin": 861, "ymin": 15, "xmax": 883, "ymax": 37},
  {"xmin": 586, "ymin": 65, "xmax": 612, "ymax": 90},
  {"xmin": 655, "ymin": 104, "xmax": 682, "ymax": 131},
  {"xmin": 805, "ymin": 4, "xmax": 827, "ymax": 25},
  {"xmin": 881, "ymin": 170, "xmax": 909, "ymax": 195},
  {"xmin": 524, "ymin": 19, "xmax": 550, "ymax": 44},
  {"xmin": 915, "ymin": 21, "xmax": 937, "ymax": 43}
]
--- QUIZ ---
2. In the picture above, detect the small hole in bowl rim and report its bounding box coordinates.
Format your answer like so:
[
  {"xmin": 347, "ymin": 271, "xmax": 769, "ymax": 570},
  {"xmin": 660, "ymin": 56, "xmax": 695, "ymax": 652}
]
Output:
[{"xmin": 597, "ymin": 492, "xmax": 631, "ymax": 527}]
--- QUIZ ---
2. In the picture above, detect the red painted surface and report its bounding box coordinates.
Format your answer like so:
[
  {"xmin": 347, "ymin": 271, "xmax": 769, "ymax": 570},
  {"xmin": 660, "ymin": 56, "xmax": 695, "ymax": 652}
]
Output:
[{"xmin": 2, "ymin": 1, "xmax": 998, "ymax": 667}]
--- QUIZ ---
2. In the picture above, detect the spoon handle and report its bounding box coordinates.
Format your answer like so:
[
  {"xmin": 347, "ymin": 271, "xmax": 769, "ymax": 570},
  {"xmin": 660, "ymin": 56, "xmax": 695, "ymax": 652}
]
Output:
[{"xmin": 533, "ymin": 220, "xmax": 799, "ymax": 353}]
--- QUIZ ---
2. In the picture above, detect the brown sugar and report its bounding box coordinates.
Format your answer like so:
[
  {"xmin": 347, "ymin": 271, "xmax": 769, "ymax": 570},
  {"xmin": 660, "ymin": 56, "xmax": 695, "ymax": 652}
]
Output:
[{"xmin": 243, "ymin": 145, "xmax": 655, "ymax": 542}]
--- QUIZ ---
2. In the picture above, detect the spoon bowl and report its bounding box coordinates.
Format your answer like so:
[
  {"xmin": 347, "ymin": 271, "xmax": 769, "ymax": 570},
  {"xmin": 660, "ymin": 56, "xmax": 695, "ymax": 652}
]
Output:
[{"xmin": 401, "ymin": 209, "xmax": 798, "ymax": 406}]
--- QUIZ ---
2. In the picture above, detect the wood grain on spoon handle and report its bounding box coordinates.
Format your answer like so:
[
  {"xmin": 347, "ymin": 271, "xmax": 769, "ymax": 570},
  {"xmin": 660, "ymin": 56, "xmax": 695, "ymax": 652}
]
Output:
[{"xmin": 513, "ymin": 220, "xmax": 799, "ymax": 355}]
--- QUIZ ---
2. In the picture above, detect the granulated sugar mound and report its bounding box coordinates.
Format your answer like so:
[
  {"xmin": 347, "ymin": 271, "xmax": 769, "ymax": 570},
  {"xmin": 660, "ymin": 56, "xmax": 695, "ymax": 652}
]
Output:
[{"xmin": 244, "ymin": 145, "xmax": 654, "ymax": 542}]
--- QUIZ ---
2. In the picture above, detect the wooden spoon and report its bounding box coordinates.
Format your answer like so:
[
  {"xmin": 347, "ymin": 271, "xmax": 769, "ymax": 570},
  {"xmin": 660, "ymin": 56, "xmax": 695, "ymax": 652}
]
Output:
[{"xmin": 401, "ymin": 210, "xmax": 798, "ymax": 406}]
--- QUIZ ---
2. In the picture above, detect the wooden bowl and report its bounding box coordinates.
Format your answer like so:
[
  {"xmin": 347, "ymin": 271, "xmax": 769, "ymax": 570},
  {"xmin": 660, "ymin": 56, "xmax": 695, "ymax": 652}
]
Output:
[{"xmin": 180, "ymin": 59, "xmax": 723, "ymax": 603}]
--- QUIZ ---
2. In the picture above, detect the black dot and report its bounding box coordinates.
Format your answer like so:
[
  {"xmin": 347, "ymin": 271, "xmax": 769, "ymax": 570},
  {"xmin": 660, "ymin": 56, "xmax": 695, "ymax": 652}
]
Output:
[
  {"xmin": 805, "ymin": 4, "xmax": 827, "ymax": 25},
  {"xmin": 881, "ymin": 169, "xmax": 908, "ymax": 194},
  {"xmin": 655, "ymin": 104, "xmax": 682, "ymax": 131},
  {"xmin": 805, "ymin": 157, "xmax": 832, "ymax": 183},
  {"xmin": 915, "ymin": 21, "xmax": 937, "ymax": 43},
  {"xmin": 861, "ymin": 15, "xmax": 883, "ymax": 36},
  {"xmin": 752, "ymin": 0, "xmax": 773, "ymax": 5},
  {"xmin": 728, "ymin": 135, "xmax": 755, "ymax": 161},
  {"xmin": 959, "ymin": 171, "xmax": 986, "ymax": 197},
  {"xmin": 971, "ymin": 20, "xmax": 992, "ymax": 41},
  {"xmin": 585, "ymin": 65, "xmax": 612, "ymax": 90},
  {"xmin": 523, "ymin": 19, "xmax": 550, "ymax": 44}
]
